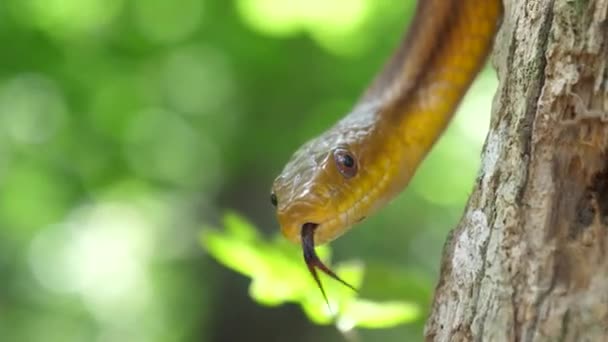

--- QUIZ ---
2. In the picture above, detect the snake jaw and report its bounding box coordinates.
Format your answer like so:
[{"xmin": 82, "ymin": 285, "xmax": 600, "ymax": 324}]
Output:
[{"xmin": 301, "ymin": 222, "xmax": 357, "ymax": 307}]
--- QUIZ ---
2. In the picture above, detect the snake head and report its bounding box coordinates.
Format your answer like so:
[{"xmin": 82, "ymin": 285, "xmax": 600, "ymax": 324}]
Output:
[
  {"xmin": 270, "ymin": 106, "xmax": 385, "ymax": 246},
  {"xmin": 270, "ymin": 107, "xmax": 387, "ymax": 301},
  {"xmin": 271, "ymin": 138, "xmax": 345, "ymax": 245}
]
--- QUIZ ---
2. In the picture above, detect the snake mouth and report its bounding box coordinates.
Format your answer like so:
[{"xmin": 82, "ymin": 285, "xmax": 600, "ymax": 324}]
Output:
[{"xmin": 301, "ymin": 222, "xmax": 357, "ymax": 305}]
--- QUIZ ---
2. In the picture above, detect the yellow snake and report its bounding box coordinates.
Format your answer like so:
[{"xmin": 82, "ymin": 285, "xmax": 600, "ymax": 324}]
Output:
[{"xmin": 270, "ymin": 0, "xmax": 503, "ymax": 300}]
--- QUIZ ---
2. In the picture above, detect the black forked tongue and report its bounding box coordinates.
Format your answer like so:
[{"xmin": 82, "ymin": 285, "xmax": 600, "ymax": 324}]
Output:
[{"xmin": 301, "ymin": 222, "xmax": 357, "ymax": 308}]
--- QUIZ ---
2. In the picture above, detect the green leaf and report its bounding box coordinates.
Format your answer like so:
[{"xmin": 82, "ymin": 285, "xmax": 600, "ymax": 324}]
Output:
[
  {"xmin": 201, "ymin": 212, "xmax": 420, "ymax": 330},
  {"xmin": 201, "ymin": 230, "xmax": 267, "ymax": 277},
  {"xmin": 338, "ymin": 300, "xmax": 421, "ymax": 330},
  {"xmin": 223, "ymin": 211, "xmax": 260, "ymax": 242}
]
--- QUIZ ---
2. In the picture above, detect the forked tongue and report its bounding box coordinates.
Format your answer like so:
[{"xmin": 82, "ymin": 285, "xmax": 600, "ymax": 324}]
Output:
[{"xmin": 301, "ymin": 223, "xmax": 357, "ymax": 310}]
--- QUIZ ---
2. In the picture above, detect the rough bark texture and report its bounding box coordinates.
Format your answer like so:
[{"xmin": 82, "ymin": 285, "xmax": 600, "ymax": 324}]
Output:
[{"xmin": 425, "ymin": 0, "xmax": 608, "ymax": 341}]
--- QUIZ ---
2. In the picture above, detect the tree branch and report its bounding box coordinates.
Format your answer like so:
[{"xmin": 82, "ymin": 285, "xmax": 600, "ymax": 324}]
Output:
[{"xmin": 425, "ymin": 1, "xmax": 608, "ymax": 341}]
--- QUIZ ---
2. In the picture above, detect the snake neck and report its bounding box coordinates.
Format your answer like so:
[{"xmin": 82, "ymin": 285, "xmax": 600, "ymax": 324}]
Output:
[{"xmin": 356, "ymin": 0, "xmax": 503, "ymax": 203}]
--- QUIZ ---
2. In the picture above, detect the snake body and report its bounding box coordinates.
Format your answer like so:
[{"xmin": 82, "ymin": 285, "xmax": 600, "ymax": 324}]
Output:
[{"xmin": 271, "ymin": 0, "xmax": 503, "ymax": 296}]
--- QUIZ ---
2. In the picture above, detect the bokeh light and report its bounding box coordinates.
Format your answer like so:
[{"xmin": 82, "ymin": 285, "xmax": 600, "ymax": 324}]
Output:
[
  {"xmin": 236, "ymin": 0, "xmax": 378, "ymax": 55},
  {"xmin": 0, "ymin": 74, "xmax": 67, "ymax": 144},
  {"xmin": 133, "ymin": 0, "xmax": 203, "ymax": 44},
  {"xmin": 8, "ymin": 0, "xmax": 124, "ymax": 39},
  {"xmin": 163, "ymin": 44, "xmax": 235, "ymax": 115}
]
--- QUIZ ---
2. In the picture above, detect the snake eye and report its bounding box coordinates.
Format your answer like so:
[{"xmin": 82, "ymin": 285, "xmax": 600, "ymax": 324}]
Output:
[
  {"xmin": 333, "ymin": 148, "xmax": 358, "ymax": 178},
  {"xmin": 270, "ymin": 193, "xmax": 278, "ymax": 207}
]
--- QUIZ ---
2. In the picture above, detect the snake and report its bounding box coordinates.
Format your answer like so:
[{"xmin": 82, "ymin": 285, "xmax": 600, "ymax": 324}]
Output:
[{"xmin": 270, "ymin": 0, "xmax": 504, "ymax": 301}]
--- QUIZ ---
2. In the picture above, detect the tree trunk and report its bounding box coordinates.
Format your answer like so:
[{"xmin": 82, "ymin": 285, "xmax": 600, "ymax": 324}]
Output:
[{"xmin": 425, "ymin": 0, "xmax": 608, "ymax": 341}]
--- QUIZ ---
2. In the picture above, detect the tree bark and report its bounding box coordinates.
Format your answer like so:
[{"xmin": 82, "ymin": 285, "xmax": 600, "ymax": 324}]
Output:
[{"xmin": 425, "ymin": 0, "xmax": 608, "ymax": 341}]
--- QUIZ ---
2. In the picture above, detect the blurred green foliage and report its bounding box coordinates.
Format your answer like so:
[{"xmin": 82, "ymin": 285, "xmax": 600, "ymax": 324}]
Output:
[{"xmin": 0, "ymin": 0, "xmax": 496, "ymax": 341}]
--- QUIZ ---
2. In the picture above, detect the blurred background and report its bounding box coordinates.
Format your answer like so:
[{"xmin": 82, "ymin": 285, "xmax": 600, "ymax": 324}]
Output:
[{"xmin": 0, "ymin": 0, "xmax": 497, "ymax": 341}]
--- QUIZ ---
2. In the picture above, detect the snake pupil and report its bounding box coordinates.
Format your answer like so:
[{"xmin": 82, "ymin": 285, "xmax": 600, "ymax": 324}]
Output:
[
  {"xmin": 342, "ymin": 155, "xmax": 354, "ymax": 167},
  {"xmin": 333, "ymin": 148, "xmax": 358, "ymax": 178}
]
